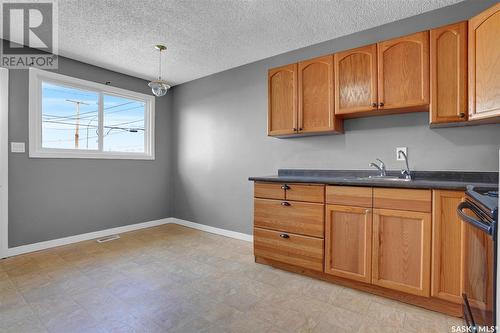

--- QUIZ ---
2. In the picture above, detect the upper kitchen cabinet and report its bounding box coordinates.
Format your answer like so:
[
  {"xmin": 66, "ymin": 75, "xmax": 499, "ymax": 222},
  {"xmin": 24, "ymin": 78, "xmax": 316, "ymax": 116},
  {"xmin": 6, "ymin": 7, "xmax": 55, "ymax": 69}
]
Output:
[
  {"xmin": 268, "ymin": 64, "xmax": 298, "ymax": 136},
  {"xmin": 430, "ymin": 22, "xmax": 468, "ymax": 125},
  {"xmin": 334, "ymin": 44, "xmax": 378, "ymax": 117},
  {"xmin": 468, "ymin": 3, "xmax": 500, "ymax": 121},
  {"xmin": 268, "ymin": 57, "xmax": 343, "ymax": 137},
  {"xmin": 377, "ymin": 31, "xmax": 430, "ymax": 111},
  {"xmin": 298, "ymin": 55, "xmax": 343, "ymax": 134}
]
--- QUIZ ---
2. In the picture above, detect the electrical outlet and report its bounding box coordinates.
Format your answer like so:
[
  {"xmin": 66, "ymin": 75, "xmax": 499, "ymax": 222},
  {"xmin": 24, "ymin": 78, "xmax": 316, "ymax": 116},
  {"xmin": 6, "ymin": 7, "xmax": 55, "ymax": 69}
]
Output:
[
  {"xmin": 396, "ymin": 147, "xmax": 407, "ymax": 161},
  {"xmin": 10, "ymin": 142, "xmax": 25, "ymax": 153}
]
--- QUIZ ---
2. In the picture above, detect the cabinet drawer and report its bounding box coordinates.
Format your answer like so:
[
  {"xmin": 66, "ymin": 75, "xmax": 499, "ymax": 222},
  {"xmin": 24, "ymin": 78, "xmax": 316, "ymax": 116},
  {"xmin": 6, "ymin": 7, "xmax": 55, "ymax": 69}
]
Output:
[
  {"xmin": 254, "ymin": 227, "xmax": 324, "ymax": 271},
  {"xmin": 286, "ymin": 183, "xmax": 325, "ymax": 203},
  {"xmin": 254, "ymin": 198, "xmax": 324, "ymax": 238},
  {"xmin": 254, "ymin": 182, "xmax": 285, "ymax": 200},
  {"xmin": 373, "ymin": 188, "xmax": 431, "ymax": 212},
  {"xmin": 326, "ymin": 186, "xmax": 372, "ymax": 207}
]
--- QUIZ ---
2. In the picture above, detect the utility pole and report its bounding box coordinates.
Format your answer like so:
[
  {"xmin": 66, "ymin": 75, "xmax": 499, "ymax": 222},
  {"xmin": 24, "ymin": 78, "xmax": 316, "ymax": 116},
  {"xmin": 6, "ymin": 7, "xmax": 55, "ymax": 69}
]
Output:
[{"xmin": 66, "ymin": 99, "xmax": 90, "ymax": 149}]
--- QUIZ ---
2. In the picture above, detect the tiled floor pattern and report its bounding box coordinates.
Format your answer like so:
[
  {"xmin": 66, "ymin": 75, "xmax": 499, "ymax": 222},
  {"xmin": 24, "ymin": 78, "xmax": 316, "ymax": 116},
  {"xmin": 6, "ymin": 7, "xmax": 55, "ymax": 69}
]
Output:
[{"xmin": 0, "ymin": 224, "xmax": 463, "ymax": 333}]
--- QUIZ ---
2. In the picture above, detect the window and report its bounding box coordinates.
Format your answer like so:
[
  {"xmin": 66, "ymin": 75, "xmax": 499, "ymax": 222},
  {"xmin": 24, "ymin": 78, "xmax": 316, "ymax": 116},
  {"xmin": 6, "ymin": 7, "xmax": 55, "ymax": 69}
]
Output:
[{"xmin": 29, "ymin": 68, "xmax": 155, "ymax": 159}]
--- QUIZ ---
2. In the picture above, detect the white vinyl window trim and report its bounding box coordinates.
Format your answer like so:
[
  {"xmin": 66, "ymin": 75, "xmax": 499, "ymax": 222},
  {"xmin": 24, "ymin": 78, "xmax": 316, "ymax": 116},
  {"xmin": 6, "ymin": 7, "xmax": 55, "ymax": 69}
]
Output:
[{"xmin": 29, "ymin": 68, "xmax": 155, "ymax": 160}]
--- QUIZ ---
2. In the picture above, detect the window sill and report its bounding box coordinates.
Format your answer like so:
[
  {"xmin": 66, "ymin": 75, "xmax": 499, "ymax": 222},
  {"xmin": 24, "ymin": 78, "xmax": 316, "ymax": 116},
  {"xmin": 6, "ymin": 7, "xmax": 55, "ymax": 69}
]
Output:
[{"xmin": 29, "ymin": 150, "xmax": 155, "ymax": 160}]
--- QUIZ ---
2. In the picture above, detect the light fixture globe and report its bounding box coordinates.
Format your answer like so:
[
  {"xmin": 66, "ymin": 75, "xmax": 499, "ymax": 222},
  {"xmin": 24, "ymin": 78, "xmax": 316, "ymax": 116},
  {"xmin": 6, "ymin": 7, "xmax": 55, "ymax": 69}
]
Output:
[
  {"xmin": 148, "ymin": 44, "xmax": 170, "ymax": 96},
  {"xmin": 148, "ymin": 80, "xmax": 170, "ymax": 97}
]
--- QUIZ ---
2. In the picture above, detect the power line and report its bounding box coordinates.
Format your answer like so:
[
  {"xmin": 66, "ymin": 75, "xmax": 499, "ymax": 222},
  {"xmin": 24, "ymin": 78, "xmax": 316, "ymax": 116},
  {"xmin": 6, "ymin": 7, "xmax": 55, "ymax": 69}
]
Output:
[
  {"xmin": 42, "ymin": 105, "xmax": 144, "ymax": 122},
  {"xmin": 43, "ymin": 128, "xmax": 139, "ymax": 143},
  {"xmin": 42, "ymin": 101, "xmax": 137, "ymax": 120},
  {"xmin": 42, "ymin": 120, "xmax": 144, "ymax": 131},
  {"xmin": 43, "ymin": 119, "xmax": 144, "ymax": 130}
]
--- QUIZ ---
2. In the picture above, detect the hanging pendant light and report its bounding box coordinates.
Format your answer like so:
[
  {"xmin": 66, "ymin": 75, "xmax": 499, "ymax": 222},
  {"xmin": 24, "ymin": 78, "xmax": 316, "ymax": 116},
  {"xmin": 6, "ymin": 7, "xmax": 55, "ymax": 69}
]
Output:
[{"xmin": 148, "ymin": 44, "xmax": 170, "ymax": 97}]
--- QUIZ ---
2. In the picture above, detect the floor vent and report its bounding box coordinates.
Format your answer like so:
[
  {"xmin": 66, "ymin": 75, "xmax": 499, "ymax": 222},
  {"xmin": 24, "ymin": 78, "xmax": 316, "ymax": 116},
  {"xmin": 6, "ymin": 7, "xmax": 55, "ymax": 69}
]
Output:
[{"xmin": 96, "ymin": 235, "xmax": 120, "ymax": 243}]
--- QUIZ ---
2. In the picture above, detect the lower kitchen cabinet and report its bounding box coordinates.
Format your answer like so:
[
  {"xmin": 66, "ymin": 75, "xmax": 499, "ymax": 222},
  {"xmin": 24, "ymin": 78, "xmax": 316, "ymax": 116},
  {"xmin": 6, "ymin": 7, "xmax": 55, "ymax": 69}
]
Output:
[
  {"xmin": 253, "ymin": 227, "xmax": 324, "ymax": 271},
  {"xmin": 254, "ymin": 198, "xmax": 324, "ymax": 238},
  {"xmin": 325, "ymin": 205, "xmax": 372, "ymax": 283},
  {"xmin": 431, "ymin": 190, "xmax": 465, "ymax": 303},
  {"xmin": 252, "ymin": 183, "xmax": 468, "ymax": 317},
  {"xmin": 372, "ymin": 208, "xmax": 431, "ymax": 297},
  {"xmin": 431, "ymin": 189, "xmax": 494, "ymax": 311}
]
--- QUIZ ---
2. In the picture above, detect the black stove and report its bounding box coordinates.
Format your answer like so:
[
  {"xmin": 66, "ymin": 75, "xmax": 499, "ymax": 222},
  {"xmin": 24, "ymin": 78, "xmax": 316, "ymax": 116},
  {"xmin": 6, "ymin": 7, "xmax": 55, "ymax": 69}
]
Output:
[
  {"xmin": 458, "ymin": 185, "xmax": 498, "ymax": 333},
  {"xmin": 466, "ymin": 186, "xmax": 499, "ymax": 222}
]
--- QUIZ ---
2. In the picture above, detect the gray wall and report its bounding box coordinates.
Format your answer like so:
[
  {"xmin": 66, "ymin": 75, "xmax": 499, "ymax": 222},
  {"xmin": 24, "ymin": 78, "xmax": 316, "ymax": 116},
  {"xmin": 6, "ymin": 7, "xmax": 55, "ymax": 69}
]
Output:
[
  {"xmin": 9, "ymin": 57, "xmax": 173, "ymax": 247},
  {"xmin": 171, "ymin": 0, "xmax": 500, "ymax": 235}
]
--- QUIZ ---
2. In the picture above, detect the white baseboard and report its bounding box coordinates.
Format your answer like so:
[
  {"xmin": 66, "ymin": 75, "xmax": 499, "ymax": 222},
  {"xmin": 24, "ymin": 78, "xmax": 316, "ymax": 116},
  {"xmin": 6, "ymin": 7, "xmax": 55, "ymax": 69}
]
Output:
[
  {"xmin": 4, "ymin": 217, "xmax": 253, "ymax": 258},
  {"xmin": 168, "ymin": 218, "xmax": 253, "ymax": 242},
  {"xmin": 6, "ymin": 218, "xmax": 170, "ymax": 257}
]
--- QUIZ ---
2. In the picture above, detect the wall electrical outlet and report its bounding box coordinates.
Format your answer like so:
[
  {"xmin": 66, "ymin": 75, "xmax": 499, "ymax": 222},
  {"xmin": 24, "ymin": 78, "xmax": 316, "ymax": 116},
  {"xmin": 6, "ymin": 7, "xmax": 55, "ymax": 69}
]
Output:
[
  {"xmin": 396, "ymin": 147, "xmax": 407, "ymax": 161},
  {"xmin": 10, "ymin": 142, "xmax": 25, "ymax": 153}
]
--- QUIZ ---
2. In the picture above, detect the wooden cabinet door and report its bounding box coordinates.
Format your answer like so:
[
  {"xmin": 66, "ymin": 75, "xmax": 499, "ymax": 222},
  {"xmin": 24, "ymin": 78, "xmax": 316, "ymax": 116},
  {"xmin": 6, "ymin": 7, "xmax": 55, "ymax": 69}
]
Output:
[
  {"xmin": 268, "ymin": 64, "xmax": 297, "ymax": 136},
  {"xmin": 431, "ymin": 190, "xmax": 464, "ymax": 303},
  {"xmin": 298, "ymin": 55, "xmax": 342, "ymax": 134},
  {"xmin": 378, "ymin": 31, "xmax": 430, "ymax": 110},
  {"xmin": 469, "ymin": 3, "xmax": 500, "ymax": 120},
  {"xmin": 372, "ymin": 208, "xmax": 431, "ymax": 296},
  {"xmin": 334, "ymin": 44, "xmax": 378, "ymax": 116},
  {"xmin": 325, "ymin": 205, "xmax": 372, "ymax": 283},
  {"xmin": 430, "ymin": 22, "xmax": 468, "ymax": 125}
]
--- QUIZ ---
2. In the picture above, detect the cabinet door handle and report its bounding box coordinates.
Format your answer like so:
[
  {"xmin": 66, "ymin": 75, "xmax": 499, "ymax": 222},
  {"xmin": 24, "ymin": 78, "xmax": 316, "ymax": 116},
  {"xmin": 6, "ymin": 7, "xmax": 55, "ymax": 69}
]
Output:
[
  {"xmin": 371, "ymin": 103, "xmax": 377, "ymax": 108},
  {"xmin": 281, "ymin": 201, "xmax": 291, "ymax": 206},
  {"xmin": 293, "ymin": 128, "xmax": 297, "ymax": 131},
  {"xmin": 459, "ymin": 112, "xmax": 466, "ymax": 118},
  {"xmin": 379, "ymin": 102, "xmax": 384, "ymax": 107},
  {"xmin": 279, "ymin": 233, "xmax": 290, "ymax": 239},
  {"xmin": 298, "ymin": 128, "xmax": 303, "ymax": 131},
  {"xmin": 281, "ymin": 184, "xmax": 290, "ymax": 190}
]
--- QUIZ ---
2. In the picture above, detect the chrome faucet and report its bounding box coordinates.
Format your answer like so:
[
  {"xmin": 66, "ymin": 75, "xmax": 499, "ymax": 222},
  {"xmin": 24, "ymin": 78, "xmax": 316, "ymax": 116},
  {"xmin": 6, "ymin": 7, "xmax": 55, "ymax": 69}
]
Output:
[
  {"xmin": 369, "ymin": 158, "xmax": 387, "ymax": 177},
  {"xmin": 399, "ymin": 151, "xmax": 412, "ymax": 180}
]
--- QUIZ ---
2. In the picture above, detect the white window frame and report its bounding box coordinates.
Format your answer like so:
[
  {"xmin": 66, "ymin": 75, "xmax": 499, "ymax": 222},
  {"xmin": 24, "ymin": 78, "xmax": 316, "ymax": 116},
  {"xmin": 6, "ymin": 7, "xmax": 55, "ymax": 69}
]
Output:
[
  {"xmin": 29, "ymin": 68, "xmax": 155, "ymax": 160},
  {"xmin": 0, "ymin": 68, "xmax": 8, "ymax": 258}
]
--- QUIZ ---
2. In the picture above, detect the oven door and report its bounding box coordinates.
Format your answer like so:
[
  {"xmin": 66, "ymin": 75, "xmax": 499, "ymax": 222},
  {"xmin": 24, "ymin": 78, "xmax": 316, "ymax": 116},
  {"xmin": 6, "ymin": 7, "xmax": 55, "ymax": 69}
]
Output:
[{"xmin": 457, "ymin": 200, "xmax": 496, "ymax": 332}]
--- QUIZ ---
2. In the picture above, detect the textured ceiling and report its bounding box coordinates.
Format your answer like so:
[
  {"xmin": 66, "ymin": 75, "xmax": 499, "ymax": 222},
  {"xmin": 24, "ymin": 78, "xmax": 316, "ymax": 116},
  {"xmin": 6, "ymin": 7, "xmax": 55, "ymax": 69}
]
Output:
[{"xmin": 53, "ymin": 0, "xmax": 464, "ymax": 85}]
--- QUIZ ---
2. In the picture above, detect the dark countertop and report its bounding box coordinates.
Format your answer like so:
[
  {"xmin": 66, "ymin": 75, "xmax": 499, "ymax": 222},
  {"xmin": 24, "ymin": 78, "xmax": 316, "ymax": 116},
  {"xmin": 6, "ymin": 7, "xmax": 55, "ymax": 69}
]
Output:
[{"xmin": 248, "ymin": 169, "xmax": 499, "ymax": 190}]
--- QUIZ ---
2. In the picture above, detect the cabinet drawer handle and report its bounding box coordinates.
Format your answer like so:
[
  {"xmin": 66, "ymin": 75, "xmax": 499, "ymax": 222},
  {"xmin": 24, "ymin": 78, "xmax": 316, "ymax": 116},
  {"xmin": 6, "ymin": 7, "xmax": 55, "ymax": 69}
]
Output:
[
  {"xmin": 281, "ymin": 184, "xmax": 290, "ymax": 190},
  {"xmin": 281, "ymin": 201, "xmax": 291, "ymax": 206},
  {"xmin": 279, "ymin": 233, "xmax": 290, "ymax": 239}
]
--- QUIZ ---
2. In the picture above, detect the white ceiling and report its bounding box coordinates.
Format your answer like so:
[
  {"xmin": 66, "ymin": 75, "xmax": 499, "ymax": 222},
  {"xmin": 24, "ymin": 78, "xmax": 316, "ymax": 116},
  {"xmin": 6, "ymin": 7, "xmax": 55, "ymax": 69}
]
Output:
[{"xmin": 55, "ymin": 0, "xmax": 464, "ymax": 86}]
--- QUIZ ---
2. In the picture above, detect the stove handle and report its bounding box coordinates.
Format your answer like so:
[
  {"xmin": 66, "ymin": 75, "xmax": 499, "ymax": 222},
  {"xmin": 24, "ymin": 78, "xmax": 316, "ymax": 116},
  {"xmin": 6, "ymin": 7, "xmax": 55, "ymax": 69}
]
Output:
[{"xmin": 457, "ymin": 201, "xmax": 493, "ymax": 235}]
